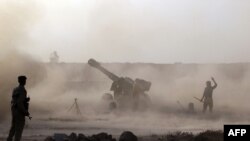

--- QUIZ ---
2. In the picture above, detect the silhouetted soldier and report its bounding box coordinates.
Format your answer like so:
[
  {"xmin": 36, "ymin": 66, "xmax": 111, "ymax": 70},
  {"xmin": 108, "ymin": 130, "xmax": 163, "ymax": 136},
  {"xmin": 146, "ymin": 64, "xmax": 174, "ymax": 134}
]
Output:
[
  {"xmin": 201, "ymin": 77, "xmax": 217, "ymax": 113},
  {"xmin": 50, "ymin": 51, "xmax": 59, "ymax": 63},
  {"xmin": 7, "ymin": 76, "xmax": 30, "ymax": 141}
]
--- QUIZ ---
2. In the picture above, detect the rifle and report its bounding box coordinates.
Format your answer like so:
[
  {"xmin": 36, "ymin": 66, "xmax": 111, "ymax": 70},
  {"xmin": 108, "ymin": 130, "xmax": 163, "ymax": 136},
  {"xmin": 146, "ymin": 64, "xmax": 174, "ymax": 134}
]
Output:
[
  {"xmin": 24, "ymin": 97, "xmax": 32, "ymax": 120},
  {"xmin": 193, "ymin": 97, "xmax": 203, "ymax": 103}
]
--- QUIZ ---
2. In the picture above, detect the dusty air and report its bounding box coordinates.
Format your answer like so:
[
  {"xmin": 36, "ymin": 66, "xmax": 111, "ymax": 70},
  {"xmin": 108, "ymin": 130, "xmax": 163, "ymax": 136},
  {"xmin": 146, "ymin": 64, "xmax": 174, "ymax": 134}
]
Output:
[{"xmin": 1, "ymin": 0, "xmax": 250, "ymax": 141}]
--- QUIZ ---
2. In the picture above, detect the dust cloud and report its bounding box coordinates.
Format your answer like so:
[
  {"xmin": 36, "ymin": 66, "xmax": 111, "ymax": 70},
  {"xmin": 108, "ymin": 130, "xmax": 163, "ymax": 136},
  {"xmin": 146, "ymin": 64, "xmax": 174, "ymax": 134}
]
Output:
[
  {"xmin": 74, "ymin": 63, "xmax": 250, "ymax": 134},
  {"xmin": 19, "ymin": 62, "xmax": 250, "ymax": 135},
  {"xmin": 1, "ymin": 0, "xmax": 250, "ymax": 135},
  {"xmin": 0, "ymin": 1, "xmax": 45, "ymax": 122}
]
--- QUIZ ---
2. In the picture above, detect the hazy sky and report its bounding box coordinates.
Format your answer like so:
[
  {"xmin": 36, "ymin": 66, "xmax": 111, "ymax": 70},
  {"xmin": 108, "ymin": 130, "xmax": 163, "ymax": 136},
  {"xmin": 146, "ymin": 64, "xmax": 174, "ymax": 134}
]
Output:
[{"xmin": 12, "ymin": 0, "xmax": 250, "ymax": 63}]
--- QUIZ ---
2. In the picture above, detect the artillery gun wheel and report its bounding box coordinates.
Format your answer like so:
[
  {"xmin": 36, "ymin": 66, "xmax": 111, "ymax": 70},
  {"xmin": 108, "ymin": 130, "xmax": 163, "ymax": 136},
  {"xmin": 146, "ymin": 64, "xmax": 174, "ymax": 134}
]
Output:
[
  {"xmin": 136, "ymin": 94, "xmax": 151, "ymax": 111},
  {"xmin": 101, "ymin": 93, "xmax": 117, "ymax": 111},
  {"xmin": 109, "ymin": 101, "xmax": 117, "ymax": 110},
  {"xmin": 102, "ymin": 93, "xmax": 114, "ymax": 101}
]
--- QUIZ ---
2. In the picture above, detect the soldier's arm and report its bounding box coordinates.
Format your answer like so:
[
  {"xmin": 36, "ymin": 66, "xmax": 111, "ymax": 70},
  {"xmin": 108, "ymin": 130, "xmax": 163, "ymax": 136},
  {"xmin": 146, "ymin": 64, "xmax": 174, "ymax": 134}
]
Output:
[
  {"xmin": 16, "ymin": 92, "xmax": 28, "ymax": 115},
  {"xmin": 211, "ymin": 77, "xmax": 217, "ymax": 89}
]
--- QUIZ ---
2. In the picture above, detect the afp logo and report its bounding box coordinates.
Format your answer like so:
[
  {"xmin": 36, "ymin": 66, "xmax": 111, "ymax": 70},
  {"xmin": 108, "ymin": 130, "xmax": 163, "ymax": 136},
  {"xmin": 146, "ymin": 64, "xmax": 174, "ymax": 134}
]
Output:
[{"xmin": 224, "ymin": 125, "xmax": 250, "ymax": 141}]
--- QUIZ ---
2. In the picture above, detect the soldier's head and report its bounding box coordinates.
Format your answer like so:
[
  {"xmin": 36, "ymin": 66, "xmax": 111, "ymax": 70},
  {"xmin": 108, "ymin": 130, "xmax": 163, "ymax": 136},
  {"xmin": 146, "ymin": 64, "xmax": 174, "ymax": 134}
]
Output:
[
  {"xmin": 206, "ymin": 81, "xmax": 211, "ymax": 87},
  {"xmin": 18, "ymin": 75, "xmax": 27, "ymax": 86}
]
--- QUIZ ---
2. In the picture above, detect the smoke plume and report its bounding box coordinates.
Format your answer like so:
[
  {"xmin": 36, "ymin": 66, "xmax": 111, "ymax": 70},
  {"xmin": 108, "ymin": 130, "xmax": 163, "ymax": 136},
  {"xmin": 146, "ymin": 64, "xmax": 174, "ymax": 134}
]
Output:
[{"xmin": 0, "ymin": 1, "xmax": 45, "ymax": 122}]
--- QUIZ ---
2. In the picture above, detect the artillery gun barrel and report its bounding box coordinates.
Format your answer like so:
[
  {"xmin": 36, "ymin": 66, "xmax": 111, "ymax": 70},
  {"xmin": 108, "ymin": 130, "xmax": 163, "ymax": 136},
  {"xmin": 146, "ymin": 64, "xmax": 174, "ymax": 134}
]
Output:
[{"xmin": 88, "ymin": 59, "xmax": 119, "ymax": 81}]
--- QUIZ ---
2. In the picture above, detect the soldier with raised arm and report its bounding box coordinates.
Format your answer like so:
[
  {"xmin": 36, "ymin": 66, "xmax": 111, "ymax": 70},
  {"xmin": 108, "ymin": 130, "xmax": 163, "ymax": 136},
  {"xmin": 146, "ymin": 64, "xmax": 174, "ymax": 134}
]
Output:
[
  {"xmin": 201, "ymin": 77, "xmax": 218, "ymax": 113},
  {"xmin": 7, "ymin": 76, "xmax": 30, "ymax": 141}
]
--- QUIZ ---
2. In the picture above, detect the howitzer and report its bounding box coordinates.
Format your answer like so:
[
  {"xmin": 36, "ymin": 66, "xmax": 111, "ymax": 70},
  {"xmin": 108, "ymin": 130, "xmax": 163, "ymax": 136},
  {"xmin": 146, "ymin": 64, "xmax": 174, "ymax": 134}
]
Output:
[
  {"xmin": 88, "ymin": 58, "xmax": 151, "ymax": 109},
  {"xmin": 88, "ymin": 59, "xmax": 119, "ymax": 81}
]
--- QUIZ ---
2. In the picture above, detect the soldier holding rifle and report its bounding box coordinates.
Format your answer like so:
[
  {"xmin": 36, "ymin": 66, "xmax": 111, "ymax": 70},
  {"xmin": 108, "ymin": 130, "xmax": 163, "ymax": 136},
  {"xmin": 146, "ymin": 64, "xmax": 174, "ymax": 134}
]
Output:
[{"xmin": 7, "ymin": 75, "xmax": 31, "ymax": 141}]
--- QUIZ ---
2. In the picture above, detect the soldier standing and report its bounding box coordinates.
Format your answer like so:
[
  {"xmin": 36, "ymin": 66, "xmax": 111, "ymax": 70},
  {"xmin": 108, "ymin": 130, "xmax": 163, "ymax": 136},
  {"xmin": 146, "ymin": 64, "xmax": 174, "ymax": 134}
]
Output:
[
  {"xmin": 7, "ymin": 76, "xmax": 30, "ymax": 141},
  {"xmin": 201, "ymin": 77, "xmax": 218, "ymax": 113}
]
